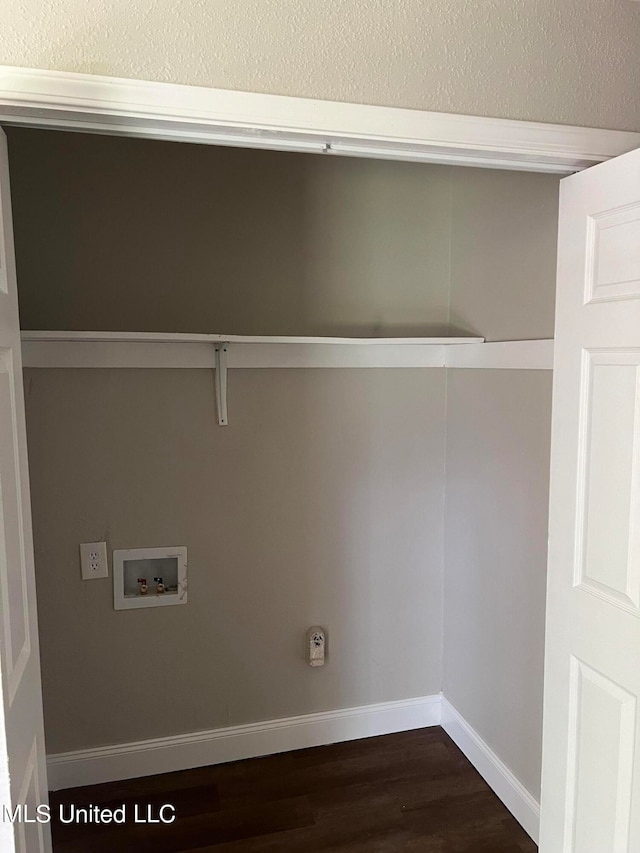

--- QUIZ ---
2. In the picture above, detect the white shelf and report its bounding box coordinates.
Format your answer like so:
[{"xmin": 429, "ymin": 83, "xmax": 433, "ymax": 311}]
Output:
[
  {"xmin": 20, "ymin": 331, "xmax": 485, "ymax": 371},
  {"xmin": 20, "ymin": 331, "xmax": 485, "ymax": 346},
  {"xmin": 20, "ymin": 331, "xmax": 552, "ymax": 427},
  {"xmin": 445, "ymin": 339, "xmax": 554, "ymax": 371},
  {"xmin": 19, "ymin": 332, "xmax": 555, "ymax": 370}
]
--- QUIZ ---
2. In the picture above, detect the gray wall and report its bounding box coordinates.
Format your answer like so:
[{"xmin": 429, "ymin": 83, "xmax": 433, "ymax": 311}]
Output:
[
  {"xmin": 443, "ymin": 170, "xmax": 556, "ymax": 798},
  {"xmin": 443, "ymin": 371, "xmax": 553, "ymax": 799},
  {"xmin": 10, "ymin": 128, "xmax": 558, "ymax": 773},
  {"xmin": 449, "ymin": 167, "xmax": 559, "ymax": 342},
  {"xmin": 25, "ymin": 367, "xmax": 446, "ymax": 753},
  {"xmin": 11, "ymin": 129, "xmax": 455, "ymax": 754},
  {"xmin": 2, "ymin": 0, "xmax": 640, "ymax": 130},
  {"xmin": 8, "ymin": 128, "xmax": 452, "ymax": 337}
]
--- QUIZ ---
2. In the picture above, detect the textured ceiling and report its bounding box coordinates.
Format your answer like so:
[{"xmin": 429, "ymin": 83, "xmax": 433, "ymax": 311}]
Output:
[{"xmin": 2, "ymin": 0, "xmax": 640, "ymax": 130}]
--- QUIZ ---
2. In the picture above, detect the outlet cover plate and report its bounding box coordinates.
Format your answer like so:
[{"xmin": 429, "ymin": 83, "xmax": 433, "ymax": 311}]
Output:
[{"xmin": 80, "ymin": 542, "xmax": 108, "ymax": 580}]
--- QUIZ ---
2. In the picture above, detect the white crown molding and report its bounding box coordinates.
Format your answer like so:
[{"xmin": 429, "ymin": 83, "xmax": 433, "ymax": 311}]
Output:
[
  {"xmin": 1, "ymin": 67, "xmax": 639, "ymax": 173},
  {"xmin": 441, "ymin": 698, "xmax": 540, "ymax": 843},
  {"xmin": 46, "ymin": 694, "xmax": 442, "ymax": 790}
]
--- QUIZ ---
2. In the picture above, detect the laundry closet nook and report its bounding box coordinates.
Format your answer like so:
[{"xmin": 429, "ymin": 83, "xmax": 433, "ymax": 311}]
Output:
[{"xmin": 4, "ymin": 125, "xmax": 558, "ymax": 839}]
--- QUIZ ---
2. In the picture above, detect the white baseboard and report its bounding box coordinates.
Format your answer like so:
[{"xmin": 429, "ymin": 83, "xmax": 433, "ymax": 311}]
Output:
[
  {"xmin": 440, "ymin": 698, "xmax": 540, "ymax": 843},
  {"xmin": 47, "ymin": 694, "xmax": 442, "ymax": 791},
  {"xmin": 47, "ymin": 694, "xmax": 541, "ymax": 846}
]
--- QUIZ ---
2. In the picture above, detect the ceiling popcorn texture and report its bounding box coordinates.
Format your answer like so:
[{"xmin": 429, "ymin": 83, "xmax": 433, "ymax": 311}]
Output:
[{"xmin": 2, "ymin": 0, "xmax": 640, "ymax": 130}]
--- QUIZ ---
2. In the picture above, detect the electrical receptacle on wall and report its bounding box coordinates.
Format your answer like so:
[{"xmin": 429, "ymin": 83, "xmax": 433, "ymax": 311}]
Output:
[
  {"xmin": 306, "ymin": 626, "xmax": 326, "ymax": 666},
  {"xmin": 80, "ymin": 542, "xmax": 108, "ymax": 580}
]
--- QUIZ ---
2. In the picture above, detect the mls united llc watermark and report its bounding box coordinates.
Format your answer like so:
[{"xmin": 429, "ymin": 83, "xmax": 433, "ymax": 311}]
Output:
[{"xmin": 2, "ymin": 803, "xmax": 176, "ymax": 825}]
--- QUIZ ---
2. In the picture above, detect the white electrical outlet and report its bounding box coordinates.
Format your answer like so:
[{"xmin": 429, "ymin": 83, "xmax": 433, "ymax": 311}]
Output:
[{"xmin": 80, "ymin": 542, "xmax": 108, "ymax": 580}]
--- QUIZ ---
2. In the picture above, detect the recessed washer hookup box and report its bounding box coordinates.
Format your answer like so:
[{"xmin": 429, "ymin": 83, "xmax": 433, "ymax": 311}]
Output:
[{"xmin": 113, "ymin": 546, "xmax": 187, "ymax": 610}]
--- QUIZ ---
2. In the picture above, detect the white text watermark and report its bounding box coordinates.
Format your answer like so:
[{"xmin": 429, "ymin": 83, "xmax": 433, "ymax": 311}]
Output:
[{"xmin": 1, "ymin": 803, "xmax": 176, "ymax": 825}]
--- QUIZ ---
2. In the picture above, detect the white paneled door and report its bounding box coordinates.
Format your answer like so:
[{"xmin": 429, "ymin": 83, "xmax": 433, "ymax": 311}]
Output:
[
  {"xmin": 0, "ymin": 128, "xmax": 51, "ymax": 851},
  {"xmin": 540, "ymin": 147, "xmax": 640, "ymax": 850}
]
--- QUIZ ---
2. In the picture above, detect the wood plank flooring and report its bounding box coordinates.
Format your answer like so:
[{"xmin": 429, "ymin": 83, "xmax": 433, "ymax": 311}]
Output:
[{"xmin": 49, "ymin": 728, "xmax": 538, "ymax": 852}]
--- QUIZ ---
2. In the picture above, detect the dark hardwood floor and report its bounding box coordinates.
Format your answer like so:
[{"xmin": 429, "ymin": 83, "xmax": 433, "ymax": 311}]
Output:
[{"xmin": 49, "ymin": 728, "xmax": 537, "ymax": 852}]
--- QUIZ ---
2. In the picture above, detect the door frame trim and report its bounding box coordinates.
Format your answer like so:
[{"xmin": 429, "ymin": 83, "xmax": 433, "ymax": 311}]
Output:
[{"xmin": 1, "ymin": 66, "xmax": 639, "ymax": 173}]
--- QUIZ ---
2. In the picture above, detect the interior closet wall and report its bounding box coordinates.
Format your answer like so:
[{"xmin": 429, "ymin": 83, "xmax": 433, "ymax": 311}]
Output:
[
  {"xmin": 8, "ymin": 129, "xmax": 452, "ymax": 336},
  {"xmin": 443, "ymin": 168, "xmax": 559, "ymax": 800},
  {"xmin": 8, "ymin": 128, "xmax": 560, "ymax": 760},
  {"xmin": 25, "ymin": 367, "xmax": 445, "ymax": 752},
  {"xmin": 9, "ymin": 128, "xmax": 451, "ymax": 753}
]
